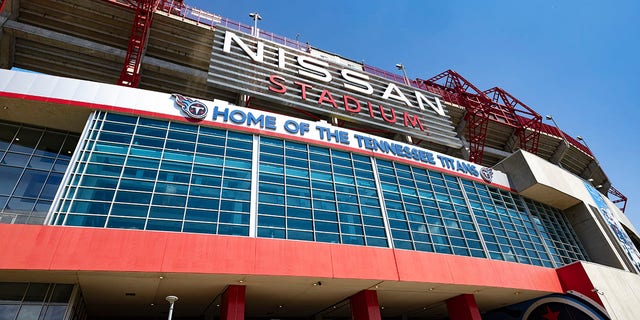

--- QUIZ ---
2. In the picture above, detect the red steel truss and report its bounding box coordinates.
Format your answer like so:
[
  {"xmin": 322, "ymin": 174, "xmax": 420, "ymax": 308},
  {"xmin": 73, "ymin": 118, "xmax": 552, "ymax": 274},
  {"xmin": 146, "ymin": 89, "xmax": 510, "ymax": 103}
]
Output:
[
  {"xmin": 608, "ymin": 186, "xmax": 628, "ymax": 213},
  {"xmin": 115, "ymin": 0, "xmax": 184, "ymax": 87},
  {"xmin": 0, "ymin": 0, "xmax": 7, "ymax": 14},
  {"xmin": 117, "ymin": 0, "xmax": 160, "ymax": 87},
  {"xmin": 100, "ymin": 0, "xmax": 629, "ymax": 213},
  {"xmin": 415, "ymin": 70, "xmax": 493, "ymax": 164},
  {"xmin": 483, "ymin": 87, "xmax": 542, "ymax": 154}
]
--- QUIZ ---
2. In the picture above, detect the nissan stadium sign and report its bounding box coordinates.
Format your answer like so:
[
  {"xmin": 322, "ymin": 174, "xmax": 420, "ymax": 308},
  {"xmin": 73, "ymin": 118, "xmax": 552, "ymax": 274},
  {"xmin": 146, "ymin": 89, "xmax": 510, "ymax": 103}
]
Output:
[
  {"xmin": 0, "ymin": 69, "xmax": 508, "ymax": 188},
  {"xmin": 208, "ymin": 27, "xmax": 462, "ymax": 149}
]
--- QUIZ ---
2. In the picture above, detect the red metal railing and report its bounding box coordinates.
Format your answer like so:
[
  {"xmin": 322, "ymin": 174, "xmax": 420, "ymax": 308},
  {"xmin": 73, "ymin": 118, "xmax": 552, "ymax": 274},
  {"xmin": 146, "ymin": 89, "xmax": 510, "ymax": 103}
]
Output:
[
  {"xmin": 609, "ymin": 186, "xmax": 628, "ymax": 213},
  {"xmin": 362, "ymin": 64, "xmax": 593, "ymax": 158},
  {"xmin": 155, "ymin": 0, "xmax": 310, "ymax": 51},
  {"xmin": 537, "ymin": 121, "xmax": 592, "ymax": 157},
  {"xmin": 0, "ymin": 0, "xmax": 7, "ymax": 15},
  {"xmin": 363, "ymin": 64, "xmax": 409, "ymax": 86},
  {"xmin": 106, "ymin": 0, "xmax": 309, "ymax": 51}
]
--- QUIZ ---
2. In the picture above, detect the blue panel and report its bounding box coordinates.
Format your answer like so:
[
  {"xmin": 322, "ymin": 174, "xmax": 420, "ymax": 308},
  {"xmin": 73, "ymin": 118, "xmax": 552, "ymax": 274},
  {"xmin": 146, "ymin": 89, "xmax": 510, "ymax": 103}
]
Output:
[
  {"xmin": 218, "ymin": 224, "xmax": 249, "ymax": 236},
  {"xmin": 146, "ymin": 219, "xmax": 182, "ymax": 232},
  {"xmin": 136, "ymin": 126, "xmax": 167, "ymax": 138},
  {"xmin": 288, "ymin": 230, "xmax": 313, "ymax": 241},
  {"xmin": 183, "ymin": 222, "xmax": 216, "ymax": 234},
  {"xmin": 259, "ymin": 215, "xmax": 285, "ymax": 228},
  {"xmin": 258, "ymin": 227, "xmax": 285, "ymax": 239},
  {"xmin": 13, "ymin": 169, "xmax": 48, "ymax": 198},
  {"xmin": 107, "ymin": 217, "xmax": 145, "ymax": 230},
  {"xmin": 149, "ymin": 206, "xmax": 185, "ymax": 219},
  {"xmin": 187, "ymin": 197, "xmax": 219, "ymax": 210},
  {"xmin": 111, "ymin": 203, "xmax": 149, "ymax": 217},
  {"xmin": 185, "ymin": 209, "xmax": 218, "ymax": 222},
  {"xmin": 65, "ymin": 214, "xmax": 106, "ymax": 227}
]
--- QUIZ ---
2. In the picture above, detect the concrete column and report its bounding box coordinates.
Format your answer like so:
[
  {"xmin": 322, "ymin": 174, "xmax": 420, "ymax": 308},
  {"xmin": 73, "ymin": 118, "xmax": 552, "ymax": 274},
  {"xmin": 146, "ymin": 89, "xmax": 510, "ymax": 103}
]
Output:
[
  {"xmin": 446, "ymin": 294, "xmax": 482, "ymax": 320},
  {"xmin": 349, "ymin": 290, "xmax": 381, "ymax": 320},
  {"xmin": 220, "ymin": 285, "xmax": 246, "ymax": 320}
]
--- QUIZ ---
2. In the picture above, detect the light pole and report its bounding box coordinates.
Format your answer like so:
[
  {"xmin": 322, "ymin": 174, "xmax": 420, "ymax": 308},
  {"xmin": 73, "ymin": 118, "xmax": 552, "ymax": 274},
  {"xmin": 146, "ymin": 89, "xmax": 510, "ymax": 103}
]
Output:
[
  {"xmin": 545, "ymin": 115, "xmax": 569, "ymax": 146},
  {"xmin": 577, "ymin": 135, "xmax": 600, "ymax": 182},
  {"xmin": 249, "ymin": 12, "xmax": 262, "ymax": 37},
  {"xmin": 396, "ymin": 63, "xmax": 409, "ymax": 85},
  {"xmin": 545, "ymin": 115, "xmax": 565, "ymax": 139},
  {"xmin": 166, "ymin": 295, "xmax": 178, "ymax": 320},
  {"xmin": 545, "ymin": 115, "xmax": 570, "ymax": 167},
  {"xmin": 576, "ymin": 136, "xmax": 595, "ymax": 157}
]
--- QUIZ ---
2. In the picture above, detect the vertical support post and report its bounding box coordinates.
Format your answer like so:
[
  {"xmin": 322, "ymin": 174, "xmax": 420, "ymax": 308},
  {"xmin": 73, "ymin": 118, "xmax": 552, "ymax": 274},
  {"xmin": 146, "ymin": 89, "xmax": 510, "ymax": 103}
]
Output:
[
  {"xmin": 349, "ymin": 290, "xmax": 381, "ymax": 320},
  {"xmin": 446, "ymin": 294, "xmax": 481, "ymax": 320},
  {"xmin": 220, "ymin": 285, "xmax": 246, "ymax": 320},
  {"xmin": 0, "ymin": 0, "xmax": 7, "ymax": 15}
]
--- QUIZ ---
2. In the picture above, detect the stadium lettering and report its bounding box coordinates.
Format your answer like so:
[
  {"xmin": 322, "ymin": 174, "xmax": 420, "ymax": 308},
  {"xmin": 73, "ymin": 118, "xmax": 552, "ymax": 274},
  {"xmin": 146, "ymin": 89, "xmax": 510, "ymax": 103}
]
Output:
[
  {"xmin": 210, "ymin": 106, "xmax": 277, "ymax": 130},
  {"xmin": 354, "ymin": 134, "xmax": 437, "ymax": 165},
  {"xmin": 222, "ymin": 31, "xmax": 446, "ymax": 117},
  {"xmin": 268, "ymin": 75, "xmax": 426, "ymax": 131}
]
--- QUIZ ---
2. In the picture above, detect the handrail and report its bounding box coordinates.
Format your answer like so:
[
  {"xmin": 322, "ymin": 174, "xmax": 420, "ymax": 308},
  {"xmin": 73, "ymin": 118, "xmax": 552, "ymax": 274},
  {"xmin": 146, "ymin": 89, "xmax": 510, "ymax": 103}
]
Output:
[{"xmin": 156, "ymin": 0, "xmax": 310, "ymax": 51}]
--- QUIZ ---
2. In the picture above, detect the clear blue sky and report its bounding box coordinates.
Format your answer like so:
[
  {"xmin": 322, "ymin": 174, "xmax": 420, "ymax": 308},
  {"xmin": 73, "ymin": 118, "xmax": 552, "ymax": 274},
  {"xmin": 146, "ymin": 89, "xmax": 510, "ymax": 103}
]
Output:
[{"xmin": 188, "ymin": 0, "xmax": 640, "ymax": 229}]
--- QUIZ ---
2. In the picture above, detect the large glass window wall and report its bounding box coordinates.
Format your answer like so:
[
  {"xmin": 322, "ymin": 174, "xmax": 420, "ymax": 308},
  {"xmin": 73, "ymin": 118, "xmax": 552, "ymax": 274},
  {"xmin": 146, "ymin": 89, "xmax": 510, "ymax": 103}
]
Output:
[
  {"xmin": 0, "ymin": 282, "xmax": 74, "ymax": 320},
  {"xmin": 462, "ymin": 179, "xmax": 556, "ymax": 267},
  {"xmin": 524, "ymin": 198, "xmax": 588, "ymax": 266},
  {"xmin": 48, "ymin": 112, "xmax": 588, "ymax": 268},
  {"xmin": 52, "ymin": 112, "xmax": 253, "ymax": 236},
  {"xmin": 377, "ymin": 160, "xmax": 485, "ymax": 258},
  {"xmin": 0, "ymin": 121, "xmax": 77, "ymax": 225},
  {"xmin": 256, "ymin": 137, "xmax": 387, "ymax": 247}
]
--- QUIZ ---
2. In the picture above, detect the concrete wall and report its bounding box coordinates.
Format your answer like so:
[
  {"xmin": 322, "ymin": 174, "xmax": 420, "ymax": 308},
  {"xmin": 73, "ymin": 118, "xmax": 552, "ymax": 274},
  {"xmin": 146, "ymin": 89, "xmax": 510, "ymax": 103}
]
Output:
[
  {"xmin": 582, "ymin": 262, "xmax": 640, "ymax": 320},
  {"xmin": 564, "ymin": 203, "xmax": 626, "ymax": 270},
  {"xmin": 495, "ymin": 150, "xmax": 588, "ymax": 210},
  {"xmin": 495, "ymin": 150, "xmax": 639, "ymax": 272}
]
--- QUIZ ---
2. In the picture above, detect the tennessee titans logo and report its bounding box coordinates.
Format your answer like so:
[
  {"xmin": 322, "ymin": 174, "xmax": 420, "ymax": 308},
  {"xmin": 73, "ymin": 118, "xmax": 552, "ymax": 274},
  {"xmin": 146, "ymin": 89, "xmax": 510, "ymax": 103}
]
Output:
[
  {"xmin": 480, "ymin": 167, "xmax": 494, "ymax": 183},
  {"xmin": 171, "ymin": 93, "xmax": 208, "ymax": 120}
]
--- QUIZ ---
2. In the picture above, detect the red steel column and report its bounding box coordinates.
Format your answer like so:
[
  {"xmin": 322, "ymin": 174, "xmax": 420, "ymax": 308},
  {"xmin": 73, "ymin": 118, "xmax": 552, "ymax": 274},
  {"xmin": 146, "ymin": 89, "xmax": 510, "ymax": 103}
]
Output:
[
  {"xmin": 446, "ymin": 294, "xmax": 482, "ymax": 320},
  {"xmin": 349, "ymin": 290, "xmax": 381, "ymax": 320},
  {"xmin": 220, "ymin": 285, "xmax": 246, "ymax": 320}
]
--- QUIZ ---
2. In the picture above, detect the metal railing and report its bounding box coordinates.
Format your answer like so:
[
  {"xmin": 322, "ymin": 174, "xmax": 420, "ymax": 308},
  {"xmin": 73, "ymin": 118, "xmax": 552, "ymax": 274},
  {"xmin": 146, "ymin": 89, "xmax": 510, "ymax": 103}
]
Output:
[{"xmin": 156, "ymin": 0, "xmax": 310, "ymax": 51}]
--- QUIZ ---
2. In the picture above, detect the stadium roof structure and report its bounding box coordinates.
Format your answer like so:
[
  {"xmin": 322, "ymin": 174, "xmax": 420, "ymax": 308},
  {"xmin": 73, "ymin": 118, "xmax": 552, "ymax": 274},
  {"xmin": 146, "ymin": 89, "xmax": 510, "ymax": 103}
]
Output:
[
  {"xmin": 0, "ymin": 1, "xmax": 638, "ymax": 318},
  {"xmin": 1, "ymin": 0, "xmax": 622, "ymax": 211}
]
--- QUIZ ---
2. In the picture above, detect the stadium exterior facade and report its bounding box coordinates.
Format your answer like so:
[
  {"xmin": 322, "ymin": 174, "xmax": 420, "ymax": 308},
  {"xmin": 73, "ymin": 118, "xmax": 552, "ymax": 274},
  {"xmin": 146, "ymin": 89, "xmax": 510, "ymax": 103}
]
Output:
[{"xmin": 1, "ymin": 0, "xmax": 640, "ymax": 319}]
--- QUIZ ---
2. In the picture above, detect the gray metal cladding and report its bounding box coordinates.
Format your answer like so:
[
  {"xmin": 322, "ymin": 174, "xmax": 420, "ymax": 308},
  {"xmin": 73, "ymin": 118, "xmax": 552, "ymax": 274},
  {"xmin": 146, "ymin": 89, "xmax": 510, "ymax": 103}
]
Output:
[{"xmin": 208, "ymin": 27, "xmax": 462, "ymax": 149}]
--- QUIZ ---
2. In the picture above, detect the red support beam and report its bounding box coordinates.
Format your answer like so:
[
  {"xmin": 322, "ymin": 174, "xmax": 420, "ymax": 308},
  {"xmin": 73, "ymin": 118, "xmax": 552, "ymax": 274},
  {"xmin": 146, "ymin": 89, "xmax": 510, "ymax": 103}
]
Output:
[
  {"xmin": 446, "ymin": 294, "xmax": 482, "ymax": 320},
  {"xmin": 608, "ymin": 186, "xmax": 628, "ymax": 213},
  {"xmin": 484, "ymin": 87, "xmax": 543, "ymax": 155},
  {"xmin": 158, "ymin": 0, "xmax": 184, "ymax": 15},
  {"xmin": 349, "ymin": 290, "xmax": 382, "ymax": 320},
  {"xmin": 220, "ymin": 285, "xmax": 246, "ymax": 320},
  {"xmin": 117, "ymin": 0, "xmax": 161, "ymax": 87},
  {"xmin": 416, "ymin": 70, "xmax": 493, "ymax": 164},
  {"xmin": 0, "ymin": 0, "xmax": 7, "ymax": 14}
]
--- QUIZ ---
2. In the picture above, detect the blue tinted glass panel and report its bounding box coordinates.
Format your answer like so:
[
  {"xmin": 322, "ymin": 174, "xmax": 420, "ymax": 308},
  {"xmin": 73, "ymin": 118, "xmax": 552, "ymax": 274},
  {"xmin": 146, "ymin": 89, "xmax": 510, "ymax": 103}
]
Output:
[
  {"xmin": 149, "ymin": 206, "xmax": 184, "ymax": 219},
  {"xmin": 136, "ymin": 126, "xmax": 166, "ymax": 137},
  {"xmin": 28, "ymin": 156, "xmax": 56, "ymax": 170},
  {"xmin": 111, "ymin": 203, "xmax": 148, "ymax": 217},
  {"xmin": 185, "ymin": 209, "xmax": 218, "ymax": 222},
  {"xmin": 146, "ymin": 219, "xmax": 182, "ymax": 232},
  {"xmin": 258, "ymin": 227, "xmax": 285, "ymax": 239},
  {"xmin": 65, "ymin": 214, "xmax": 106, "ymax": 227},
  {"xmin": 107, "ymin": 217, "xmax": 145, "ymax": 230},
  {"xmin": 183, "ymin": 222, "xmax": 216, "ymax": 234},
  {"xmin": 218, "ymin": 224, "xmax": 249, "ymax": 236}
]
